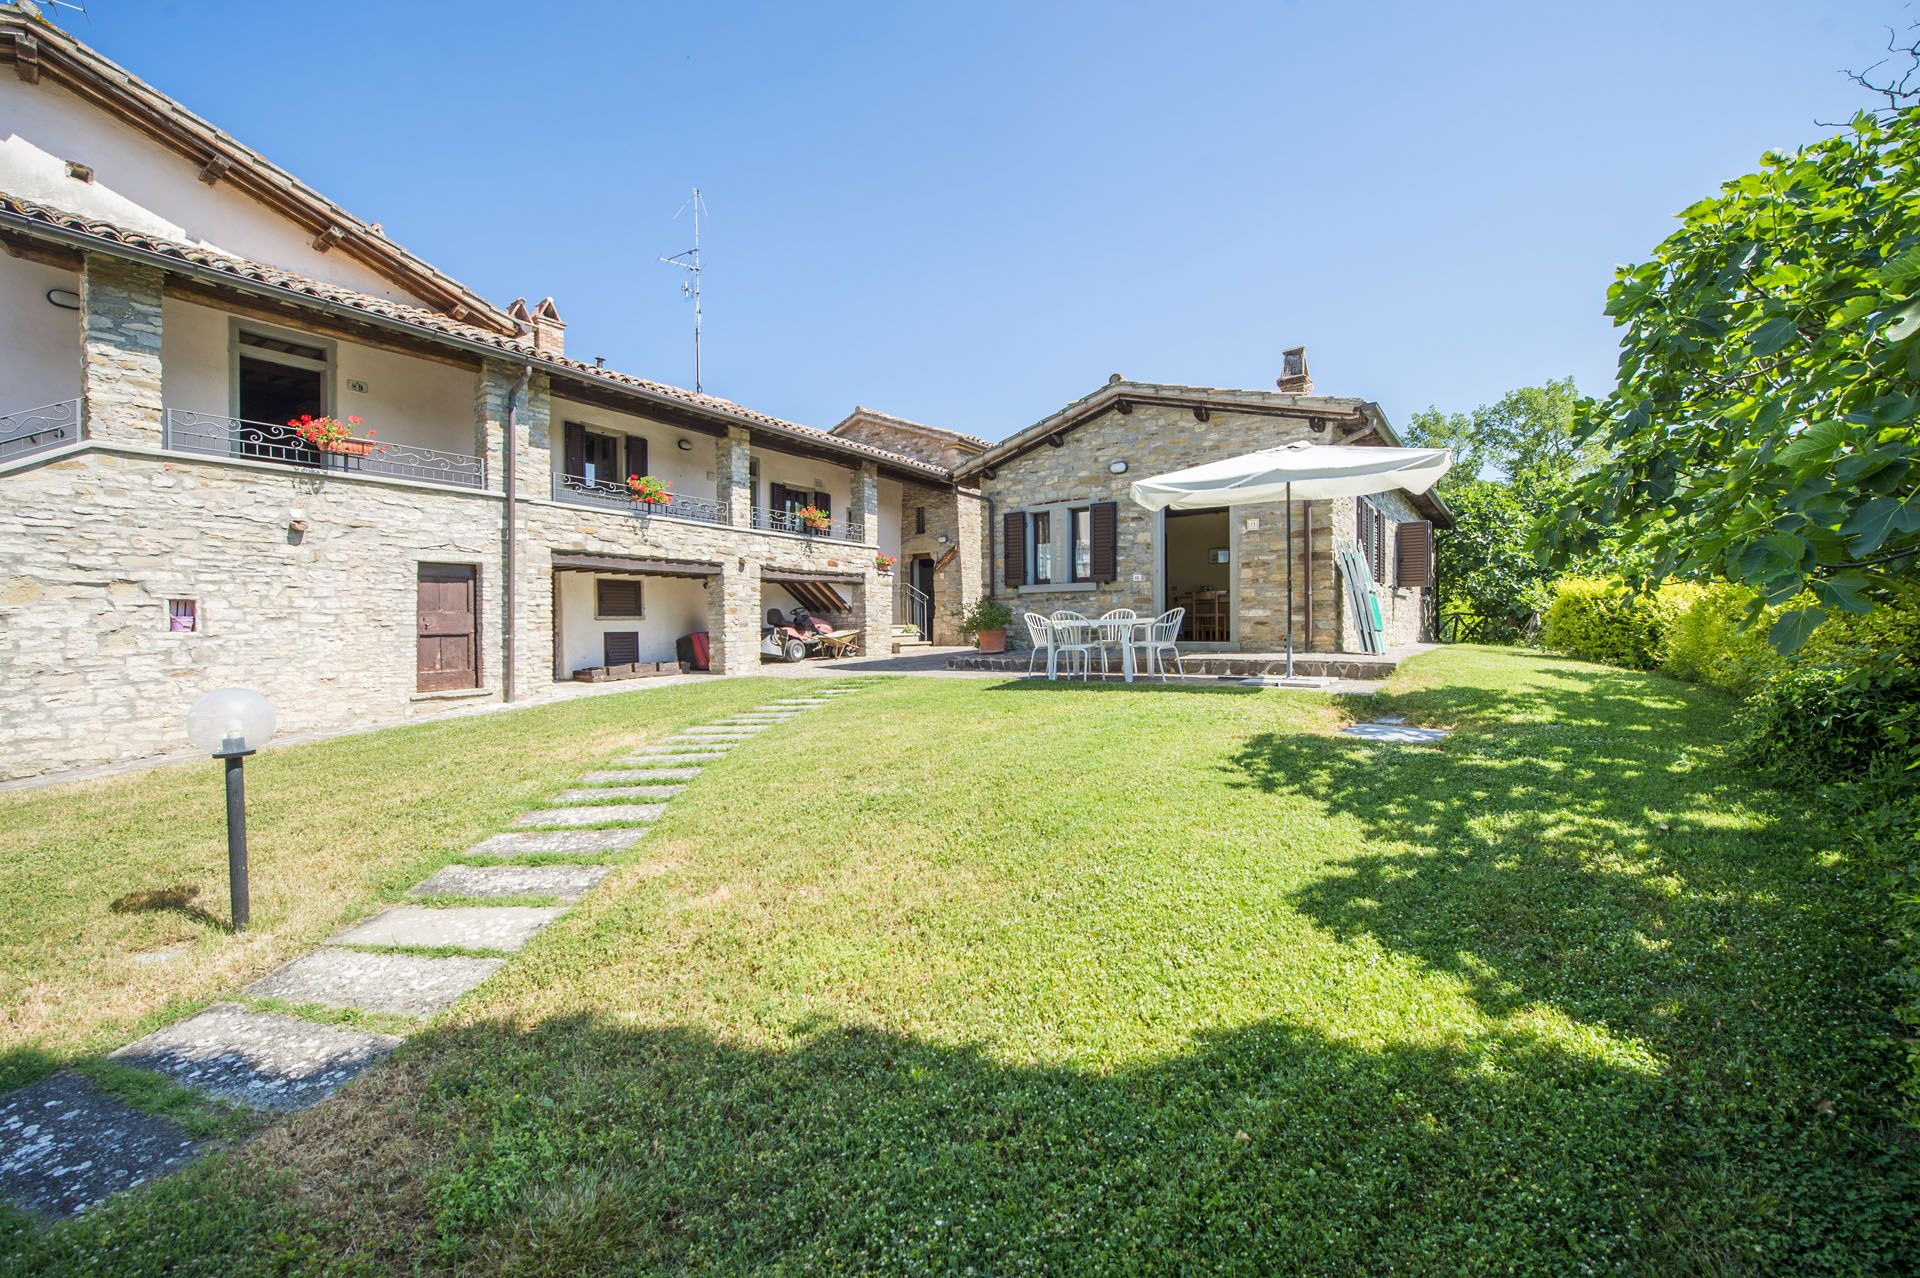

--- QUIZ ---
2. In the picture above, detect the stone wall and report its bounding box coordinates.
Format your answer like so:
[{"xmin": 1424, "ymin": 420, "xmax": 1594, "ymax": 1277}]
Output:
[
  {"xmin": 831, "ymin": 413, "xmax": 983, "ymax": 470},
  {"xmin": 79, "ymin": 254, "xmax": 164, "ymax": 447},
  {"xmin": 977, "ymin": 402, "xmax": 1432, "ymax": 651},
  {"xmin": 892, "ymin": 480, "xmax": 987, "ymax": 644}
]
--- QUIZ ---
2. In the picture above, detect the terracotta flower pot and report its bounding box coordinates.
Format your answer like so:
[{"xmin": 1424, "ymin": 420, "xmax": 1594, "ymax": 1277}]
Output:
[
  {"xmin": 975, "ymin": 627, "xmax": 1007, "ymax": 654},
  {"xmin": 320, "ymin": 437, "xmax": 380, "ymax": 457}
]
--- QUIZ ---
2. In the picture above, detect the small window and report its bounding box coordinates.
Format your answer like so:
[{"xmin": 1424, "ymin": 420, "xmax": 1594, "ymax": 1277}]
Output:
[
  {"xmin": 596, "ymin": 578, "xmax": 643, "ymax": 618},
  {"xmin": 1070, "ymin": 507, "xmax": 1092, "ymax": 581},
  {"xmin": 603, "ymin": 631, "xmax": 640, "ymax": 666},
  {"xmin": 167, "ymin": 598, "xmax": 198, "ymax": 632},
  {"xmin": 1031, "ymin": 512, "xmax": 1053, "ymax": 584},
  {"xmin": 915, "ymin": 505, "xmax": 927, "ymax": 535},
  {"xmin": 1208, "ymin": 547, "xmax": 1230, "ymax": 565}
]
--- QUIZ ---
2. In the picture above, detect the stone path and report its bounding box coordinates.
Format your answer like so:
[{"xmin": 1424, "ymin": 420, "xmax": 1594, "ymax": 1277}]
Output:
[
  {"xmin": 0, "ymin": 682, "xmax": 869, "ymax": 1219},
  {"xmin": 1340, "ymin": 717, "xmax": 1452, "ymax": 744}
]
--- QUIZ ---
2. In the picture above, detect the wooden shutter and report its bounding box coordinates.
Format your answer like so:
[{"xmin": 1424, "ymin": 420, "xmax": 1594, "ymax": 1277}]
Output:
[
  {"xmin": 769, "ymin": 481, "xmax": 790, "ymax": 511},
  {"xmin": 596, "ymin": 578, "xmax": 643, "ymax": 617},
  {"xmin": 603, "ymin": 631, "xmax": 640, "ymax": 666},
  {"xmin": 1003, "ymin": 511, "xmax": 1027, "ymax": 589},
  {"xmin": 813, "ymin": 491, "xmax": 830, "ymax": 517},
  {"xmin": 1088, "ymin": 500, "xmax": 1118, "ymax": 583},
  {"xmin": 1396, "ymin": 520, "xmax": 1433, "ymax": 588},
  {"xmin": 1373, "ymin": 508, "xmax": 1389, "ymax": 582},
  {"xmin": 563, "ymin": 421, "xmax": 586, "ymax": 481},
  {"xmin": 624, "ymin": 435, "xmax": 648, "ymax": 483}
]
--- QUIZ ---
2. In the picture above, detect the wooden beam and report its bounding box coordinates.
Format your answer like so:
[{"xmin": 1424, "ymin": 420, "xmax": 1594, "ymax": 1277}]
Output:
[
  {"xmin": 1044, "ymin": 434, "xmax": 1065, "ymax": 448},
  {"xmin": 197, "ymin": 154, "xmax": 233, "ymax": 185},
  {"xmin": 164, "ymin": 278, "xmax": 482, "ymax": 372},
  {"xmin": 12, "ymin": 32, "xmax": 38, "ymax": 83},
  {"xmin": 1115, "ymin": 398, "xmax": 1134, "ymax": 415},
  {"xmin": 311, "ymin": 225, "xmax": 347, "ymax": 253},
  {"xmin": 1193, "ymin": 405, "xmax": 1211, "ymax": 422}
]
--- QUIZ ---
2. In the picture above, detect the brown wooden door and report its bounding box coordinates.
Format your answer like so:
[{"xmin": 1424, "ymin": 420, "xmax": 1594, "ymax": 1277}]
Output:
[{"xmin": 417, "ymin": 564, "xmax": 478, "ymax": 691}]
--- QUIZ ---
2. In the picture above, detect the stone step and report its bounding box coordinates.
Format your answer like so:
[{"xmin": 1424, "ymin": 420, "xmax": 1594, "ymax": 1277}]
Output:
[
  {"xmin": 0, "ymin": 1072, "xmax": 199, "ymax": 1218},
  {"xmin": 618, "ymin": 748, "xmax": 729, "ymax": 762},
  {"xmin": 514, "ymin": 803, "xmax": 665, "ymax": 828},
  {"xmin": 408, "ymin": 863, "xmax": 611, "ymax": 902},
  {"xmin": 552, "ymin": 784, "xmax": 685, "ymax": 803},
  {"xmin": 246, "ymin": 947, "xmax": 503, "ymax": 1017},
  {"xmin": 329, "ymin": 905, "xmax": 563, "ymax": 953},
  {"xmin": 462, "ymin": 828, "xmax": 648, "ymax": 858},
  {"xmin": 580, "ymin": 767, "xmax": 704, "ymax": 783},
  {"xmin": 110, "ymin": 1004, "xmax": 400, "ymax": 1114},
  {"xmin": 680, "ymin": 725, "xmax": 764, "ymax": 736}
]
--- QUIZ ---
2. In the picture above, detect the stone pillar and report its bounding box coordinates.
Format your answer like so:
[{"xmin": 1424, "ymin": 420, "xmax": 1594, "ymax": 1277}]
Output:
[
  {"xmin": 79, "ymin": 254, "xmax": 164, "ymax": 446},
  {"xmin": 850, "ymin": 567, "xmax": 892, "ymax": 656},
  {"xmin": 706, "ymin": 558, "xmax": 762, "ymax": 675},
  {"xmin": 716, "ymin": 426, "xmax": 752, "ymax": 528},
  {"xmin": 477, "ymin": 359, "xmax": 552, "ymax": 498},
  {"xmin": 850, "ymin": 461, "xmax": 880, "ymax": 545}
]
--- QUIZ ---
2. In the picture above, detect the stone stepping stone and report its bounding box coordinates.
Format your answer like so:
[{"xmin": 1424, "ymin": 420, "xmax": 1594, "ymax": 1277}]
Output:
[
  {"xmin": 1340, "ymin": 722, "xmax": 1451, "ymax": 744},
  {"xmin": 514, "ymin": 804, "xmax": 664, "ymax": 828},
  {"xmin": 621, "ymin": 748, "xmax": 729, "ymax": 760},
  {"xmin": 721, "ymin": 715, "xmax": 795, "ymax": 722},
  {"xmin": 0, "ymin": 1072, "xmax": 199, "ymax": 1217},
  {"xmin": 581, "ymin": 768, "xmax": 704, "ymax": 783},
  {"xmin": 658, "ymin": 738, "xmax": 740, "ymax": 750},
  {"xmin": 682, "ymin": 725, "xmax": 765, "ymax": 735},
  {"xmin": 553, "ymin": 785, "xmax": 685, "ymax": 803},
  {"xmin": 409, "ymin": 863, "xmax": 611, "ymax": 902},
  {"xmin": 246, "ymin": 948, "xmax": 502, "ymax": 1017},
  {"xmin": 330, "ymin": 905, "xmax": 562, "ymax": 953},
  {"xmin": 462, "ymin": 828, "xmax": 648, "ymax": 858},
  {"xmin": 109, "ymin": 1004, "xmax": 399, "ymax": 1114}
]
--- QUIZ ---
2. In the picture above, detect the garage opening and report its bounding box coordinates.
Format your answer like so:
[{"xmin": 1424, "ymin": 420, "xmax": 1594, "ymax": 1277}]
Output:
[{"xmin": 550, "ymin": 552, "xmax": 719, "ymax": 682}]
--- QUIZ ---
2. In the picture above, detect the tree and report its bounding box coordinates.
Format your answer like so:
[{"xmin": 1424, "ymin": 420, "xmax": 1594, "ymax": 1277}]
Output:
[
  {"xmin": 1408, "ymin": 377, "xmax": 1596, "ymax": 489},
  {"xmin": 1541, "ymin": 74, "xmax": 1920, "ymax": 650}
]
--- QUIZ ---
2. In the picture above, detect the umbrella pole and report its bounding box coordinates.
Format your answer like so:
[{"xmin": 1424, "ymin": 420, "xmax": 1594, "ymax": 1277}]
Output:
[{"xmin": 1285, "ymin": 482, "xmax": 1295, "ymax": 679}]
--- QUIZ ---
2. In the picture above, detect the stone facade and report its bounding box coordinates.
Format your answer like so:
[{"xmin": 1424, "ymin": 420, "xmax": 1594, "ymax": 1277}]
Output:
[
  {"xmin": 830, "ymin": 409, "xmax": 986, "ymax": 471},
  {"xmin": 892, "ymin": 479, "xmax": 989, "ymax": 644},
  {"xmin": 79, "ymin": 254, "xmax": 164, "ymax": 447},
  {"xmin": 974, "ymin": 401, "xmax": 1433, "ymax": 653}
]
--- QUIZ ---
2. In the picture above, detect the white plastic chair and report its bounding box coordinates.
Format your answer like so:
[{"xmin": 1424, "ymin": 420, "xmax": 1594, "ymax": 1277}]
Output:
[
  {"xmin": 1023, "ymin": 612, "xmax": 1054, "ymax": 677},
  {"xmin": 1097, "ymin": 608, "xmax": 1137, "ymax": 671},
  {"xmin": 1049, "ymin": 610, "xmax": 1106, "ymax": 680},
  {"xmin": 1133, "ymin": 607, "xmax": 1187, "ymax": 681}
]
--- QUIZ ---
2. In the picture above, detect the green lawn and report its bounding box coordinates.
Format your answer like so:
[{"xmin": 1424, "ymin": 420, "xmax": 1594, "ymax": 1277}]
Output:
[{"xmin": 3, "ymin": 649, "xmax": 1913, "ymax": 1275}]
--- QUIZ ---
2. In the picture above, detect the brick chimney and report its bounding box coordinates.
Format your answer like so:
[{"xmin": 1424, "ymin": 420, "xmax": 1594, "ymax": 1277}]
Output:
[
  {"xmin": 530, "ymin": 297, "xmax": 565, "ymax": 357},
  {"xmin": 1276, "ymin": 345, "xmax": 1313, "ymax": 395}
]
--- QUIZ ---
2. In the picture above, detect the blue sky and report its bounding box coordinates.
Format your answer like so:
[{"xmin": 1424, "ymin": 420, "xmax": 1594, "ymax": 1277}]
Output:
[{"xmin": 56, "ymin": 0, "xmax": 1907, "ymax": 440}]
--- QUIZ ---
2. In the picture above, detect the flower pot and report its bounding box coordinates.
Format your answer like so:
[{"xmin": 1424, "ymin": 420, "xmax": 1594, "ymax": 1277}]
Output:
[
  {"xmin": 975, "ymin": 627, "xmax": 1007, "ymax": 654},
  {"xmin": 320, "ymin": 437, "xmax": 380, "ymax": 457}
]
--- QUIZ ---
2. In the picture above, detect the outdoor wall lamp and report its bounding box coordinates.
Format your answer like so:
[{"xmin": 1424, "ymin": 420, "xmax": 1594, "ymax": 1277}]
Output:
[
  {"xmin": 677, "ymin": 438, "xmax": 693, "ymax": 450},
  {"xmin": 185, "ymin": 687, "xmax": 276, "ymax": 931},
  {"xmin": 1109, "ymin": 460, "xmax": 1129, "ymax": 475},
  {"xmin": 46, "ymin": 288, "xmax": 79, "ymax": 310}
]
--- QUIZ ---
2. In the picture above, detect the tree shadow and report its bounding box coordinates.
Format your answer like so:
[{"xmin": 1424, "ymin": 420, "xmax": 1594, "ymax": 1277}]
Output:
[
  {"xmin": 12, "ymin": 1011, "xmax": 1912, "ymax": 1274},
  {"xmin": 109, "ymin": 884, "xmax": 226, "ymax": 932}
]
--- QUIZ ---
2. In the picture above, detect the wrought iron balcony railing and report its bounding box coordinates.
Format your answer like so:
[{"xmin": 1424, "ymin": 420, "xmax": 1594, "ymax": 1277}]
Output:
[
  {"xmin": 554, "ymin": 474, "xmax": 726, "ymax": 524},
  {"xmin": 751, "ymin": 505, "xmax": 863, "ymax": 543},
  {"xmin": 0, "ymin": 399, "xmax": 83, "ymax": 464},
  {"xmin": 162, "ymin": 410, "xmax": 486, "ymax": 489}
]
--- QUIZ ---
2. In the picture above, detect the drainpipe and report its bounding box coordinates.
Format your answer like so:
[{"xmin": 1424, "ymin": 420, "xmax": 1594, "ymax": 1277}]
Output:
[
  {"xmin": 981, "ymin": 489, "xmax": 998, "ymax": 598},
  {"xmin": 502, "ymin": 363, "xmax": 531, "ymax": 703}
]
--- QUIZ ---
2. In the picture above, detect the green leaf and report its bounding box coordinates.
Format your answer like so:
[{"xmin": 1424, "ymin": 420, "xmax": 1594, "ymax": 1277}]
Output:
[
  {"xmin": 1838, "ymin": 495, "xmax": 1914, "ymax": 555},
  {"xmin": 1884, "ymin": 298, "xmax": 1920, "ymax": 344},
  {"xmin": 1749, "ymin": 316, "xmax": 1801, "ymax": 357},
  {"xmin": 1810, "ymin": 571, "xmax": 1873, "ymax": 613},
  {"xmin": 1769, "ymin": 606, "xmax": 1826, "ymax": 654}
]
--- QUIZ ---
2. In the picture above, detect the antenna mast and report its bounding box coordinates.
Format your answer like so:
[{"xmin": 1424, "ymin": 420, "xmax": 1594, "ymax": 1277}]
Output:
[{"xmin": 659, "ymin": 188, "xmax": 706, "ymax": 392}]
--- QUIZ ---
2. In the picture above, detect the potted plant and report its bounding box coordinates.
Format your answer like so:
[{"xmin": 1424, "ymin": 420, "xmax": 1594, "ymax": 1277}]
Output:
[
  {"xmin": 290, "ymin": 414, "xmax": 380, "ymax": 456},
  {"xmin": 874, "ymin": 553, "xmax": 897, "ymax": 574},
  {"xmin": 796, "ymin": 504, "xmax": 830, "ymax": 534},
  {"xmin": 627, "ymin": 474, "xmax": 674, "ymax": 506},
  {"xmin": 958, "ymin": 595, "xmax": 1013, "ymax": 654}
]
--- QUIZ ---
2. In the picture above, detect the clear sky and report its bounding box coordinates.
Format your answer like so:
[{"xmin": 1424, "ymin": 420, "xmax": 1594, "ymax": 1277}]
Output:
[{"xmin": 46, "ymin": 0, "xmax": 1908, "ymax": 440}]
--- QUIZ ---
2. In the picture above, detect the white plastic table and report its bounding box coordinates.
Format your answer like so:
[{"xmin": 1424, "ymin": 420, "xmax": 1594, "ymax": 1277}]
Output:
[{"xmin": 1049, "ymin": 616, "xmax": 1153, "ymax": 683}]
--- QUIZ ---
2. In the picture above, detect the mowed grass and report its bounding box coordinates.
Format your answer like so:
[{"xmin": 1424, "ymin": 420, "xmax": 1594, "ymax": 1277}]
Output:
[
  {"xmin": 3, "ymin": 649, "xmax": 1914, "ymax": 1275},
  {"xmin": 0, "ymin": 679, "xmax": 787, "ymax": 1091}
]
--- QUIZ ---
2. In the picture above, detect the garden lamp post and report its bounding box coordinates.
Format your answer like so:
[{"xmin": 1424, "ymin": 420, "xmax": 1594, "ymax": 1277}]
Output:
[{"xmin": 185, "ymin": 688, "xmax": 276, "ymax": 932}]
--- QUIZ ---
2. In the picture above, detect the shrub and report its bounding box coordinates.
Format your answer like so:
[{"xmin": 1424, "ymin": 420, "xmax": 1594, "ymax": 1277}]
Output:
[
  {"xmin": 1660, "ymin": 582, "xmax": 1785, "ymax": 693},
  {"xmin": 1541, "ymin": 577, "xmax": 1676, "ymax": 669}
]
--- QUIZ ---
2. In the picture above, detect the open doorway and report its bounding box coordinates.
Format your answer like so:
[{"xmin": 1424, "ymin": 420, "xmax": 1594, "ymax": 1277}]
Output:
[
  {"xmin": 908, "ymin": 555, "xmax": 935, "ymax": 638},
  {"xmin": 1163, "ymin": 507, "xmax": 1231, "ymax": 643},
  {"xmin": 235, "ymin": 326, "xmax": 327, "ymax": 466}
]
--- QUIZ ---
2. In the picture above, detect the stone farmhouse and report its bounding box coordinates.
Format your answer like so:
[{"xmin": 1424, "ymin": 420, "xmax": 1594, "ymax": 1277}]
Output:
[{"xmin": 0, "ymin": 8, "xmax": 1446, "ymax": 783}]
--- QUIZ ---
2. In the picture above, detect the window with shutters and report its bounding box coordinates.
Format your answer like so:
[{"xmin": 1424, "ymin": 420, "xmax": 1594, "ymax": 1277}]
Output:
[
  {"xmin": 1031, "ymin": 511, "xmax": 1053, "ymax": 583},
  {"xmin": 1007, "ymin": 500, "xmax": 1120, "ymax": 589},
  {"xmin": 562, "ymin": 421, "xmax": 624, "ymax": 489},
  {"xmin": 603, "ymin": 631, "xmax": 640, "ymax": 666},
  {"xmin": 595, "ymin": 578, "xmax": 644, "ymax": 618},
  {"xmin": 1070, "ymin": 507, "xmax": 1092, "ymax": 581},
  {"xmin": 1395, "ymin": 520, "xmax": 1434, "ymax": 589},
  {"xmin": 1356, "ymin": 497, "xmax": 1390, "ymax": 584}
]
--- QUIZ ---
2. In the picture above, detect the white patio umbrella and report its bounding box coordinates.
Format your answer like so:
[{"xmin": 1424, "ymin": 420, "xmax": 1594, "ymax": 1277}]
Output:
[{"xmin": 1128, "ymin": 441, "xmax": 1452, "ymax": 679}]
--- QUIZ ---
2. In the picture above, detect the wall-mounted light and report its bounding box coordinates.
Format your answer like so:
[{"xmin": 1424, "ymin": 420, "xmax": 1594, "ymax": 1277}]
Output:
[
  {"xmin": 1108, "ymin": 460, "xmax": 1129, "ymax": 475},
  {"xmin": 677, "ymin": 438, "xmax": 693, "ymax": 451},
  {"xmin": 46, "ymin": 288, "xmax": 80, "ymax": 310}
]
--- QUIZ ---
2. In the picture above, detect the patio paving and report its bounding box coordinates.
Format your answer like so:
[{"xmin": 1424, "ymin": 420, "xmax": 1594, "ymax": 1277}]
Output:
[
  {"xmin": 330, "ymin": 905, "xmax": 562, "ymax": 952},
  {"xmin": 245, "ymin": 948, "xmax": 504, "ymax": 1017},
  {"xmin": 109, "ymin": 1004, "xmax": 400, "ymax": 1114},
  {"xmin": 514, "ymin": 803, "xmax": 666, "ymax": 828},
  {"xmin": 0, "ymin": 1072, "xmax": 199, "ymax": 1217},
  {"xmin": 408, "ymin": 863, "xmax": 611, "ymax": 901},
  {"xmin": 461, "ymin": 828, "xmax": 649, "ymax": 858}
]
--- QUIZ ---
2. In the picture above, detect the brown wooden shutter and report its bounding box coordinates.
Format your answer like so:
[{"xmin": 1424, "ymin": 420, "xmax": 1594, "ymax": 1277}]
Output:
[
  {"xmin": 1395, "ymin": 520, "xmax": 1433, "ymax": 588},
  {"xmin": 596, "ymin": 578, "xmax": 643, "ymax": 617},
  {"xmin": 563, "ymin": 422, "xmax": 586, "ymax": 481},
  {"xmin": 813, "ymin": 491, "xmax": 830, "ymax": 517},
  {"xmin": 1355, "ymin": 497, "xmax": 1368, "ymax": 541},
  {"xmin": 1003, "ymin": 510, "xmax": 1026, "ymax": 589},
  {"xmin": 1088, "ymin": 501, "xmax": 1118, "ymax": 583},
  {"xmin": 603, "ymin": 631, "xmax": 640, "ymax": 665},
  {"xmin": 625, "ymin": 435, "xmax": 648, "ymax": 483},
  {"xmin": 1374, "ymin": 508, "xmax": 1389, "ymax": 582}
]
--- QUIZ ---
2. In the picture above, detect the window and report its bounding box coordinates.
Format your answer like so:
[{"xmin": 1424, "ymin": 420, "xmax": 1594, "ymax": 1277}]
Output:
[
  {"xmin": 167, "ymin": 599, "xmax": 198, "ymax": 632},
  {"xmin": 1356, "ymin": 498, "xmax": 1390, "ymax": 583},
  {"xmin": 603, "ymin": 631, "xmax": 640, "ymax": 666},
  {"xmin": 915, "ymin": 505, "xmax": 927, "ymax": 535},
  {"xmin": 596, "ymin": 578, "xmax": 644, "ymax": 618},
  {"xmin": 1070, "ymin": 507, "xmax": 1092, "ymax": 581},
  {"xmin": 233, "ymin": 323, "xmax": 331, "ymax": 463},
  {"xmin": 1031, "ymin": 511, "xmax": 1053, "ymax": 583}
]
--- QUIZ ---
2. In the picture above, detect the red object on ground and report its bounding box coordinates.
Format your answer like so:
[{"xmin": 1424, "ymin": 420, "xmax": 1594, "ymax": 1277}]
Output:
[{"xmin": 676, "ymin": 630, "xmax": 711, "ymax": 671}]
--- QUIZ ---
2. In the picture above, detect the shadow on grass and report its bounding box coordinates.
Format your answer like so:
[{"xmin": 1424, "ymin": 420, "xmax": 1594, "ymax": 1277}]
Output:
[
  {"xmin": 8, "ymin": 1012, "xmax": 1912, "ymax": 1275},
  {"xmin": 109, "ymin": 884, "xmax": 226, "ymax": 932}
]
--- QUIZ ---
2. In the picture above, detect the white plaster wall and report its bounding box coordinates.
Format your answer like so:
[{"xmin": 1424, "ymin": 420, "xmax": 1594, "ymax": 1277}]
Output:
[
  {"xmin": 0, "ymin": 77, "xmax": 433, "ymax": 304},
  {"xmin": 751, "ymin": 447, "xmax": 852, "ymax": 529},
  {"xmin": 161, "ymin": 298, "xmax": 477, "ymax": 456},
  {"xmin": 547, "ymin": 397, "xmax": 712, "ymax": 499},
  {"xmin": 555, "ymin": 571, "xmax": 710, "ymax": 673},
  {"xmin": 877, "ymin": 479, "xmax": 903, "ymax": 562},
  {"xmin": 0, "ymin": 255, "xmax": 82, "ymax": 414}
]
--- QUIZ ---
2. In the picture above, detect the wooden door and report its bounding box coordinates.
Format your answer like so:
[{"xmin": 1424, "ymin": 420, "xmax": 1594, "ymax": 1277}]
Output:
[{"xmin": 417, "ymin": 563, "xmax": 478, "ymax": 691}]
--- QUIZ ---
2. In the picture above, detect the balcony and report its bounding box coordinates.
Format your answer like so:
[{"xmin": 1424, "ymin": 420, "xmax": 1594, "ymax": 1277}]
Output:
[
  {"xmin": 162, "ymin": 410, "xmax": 486, "ymax": 489},
  {"xmin": 551, "ymin": 475, "xmax": 868, "ymax": 543},
  {"xmin": 0, "ymin": 399, "xmax": 83, "ymax": 464}
]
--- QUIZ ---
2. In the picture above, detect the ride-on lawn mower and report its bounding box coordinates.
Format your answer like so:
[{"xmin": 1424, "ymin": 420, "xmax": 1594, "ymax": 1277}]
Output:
[{"xmin": 761, "ymin": 607, "xmax": 835, "ymax": 662}]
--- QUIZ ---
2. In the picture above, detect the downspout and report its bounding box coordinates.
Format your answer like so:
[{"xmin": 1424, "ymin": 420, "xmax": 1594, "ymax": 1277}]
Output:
[{"xmin": 502, "ymin": 363, "xmax": 531, "ymax": 703}]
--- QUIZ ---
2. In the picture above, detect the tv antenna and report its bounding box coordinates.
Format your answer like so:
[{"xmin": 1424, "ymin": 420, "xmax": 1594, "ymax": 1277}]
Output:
[{"xmin": 659, "ymin": 187, "xmax": 707, "ymax": 392}]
